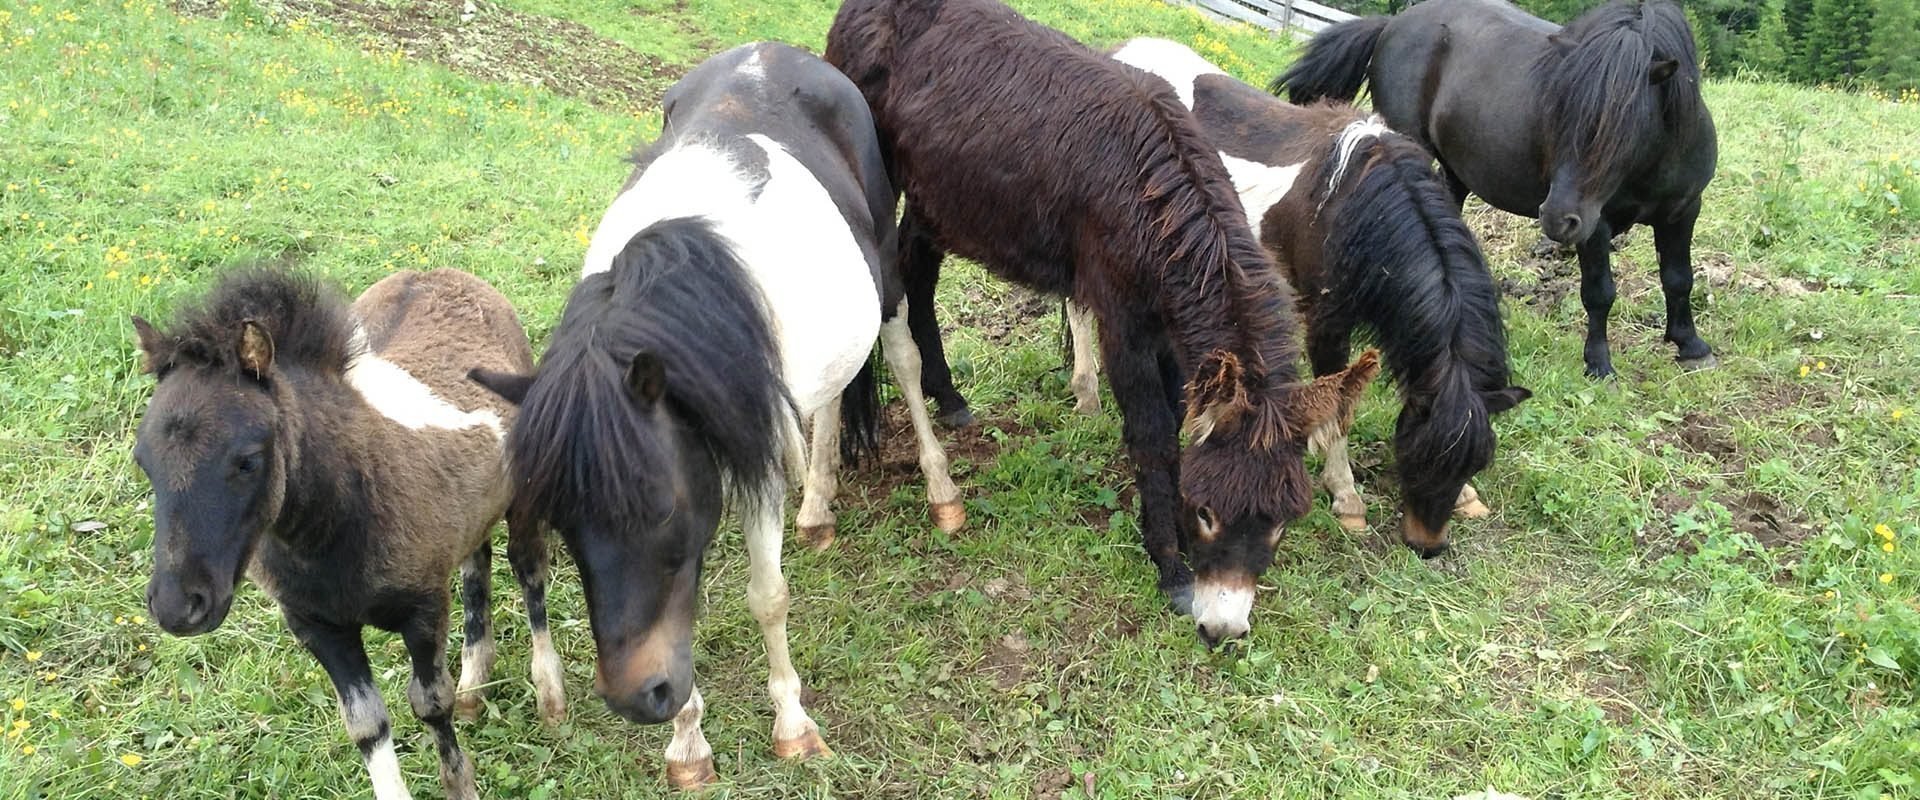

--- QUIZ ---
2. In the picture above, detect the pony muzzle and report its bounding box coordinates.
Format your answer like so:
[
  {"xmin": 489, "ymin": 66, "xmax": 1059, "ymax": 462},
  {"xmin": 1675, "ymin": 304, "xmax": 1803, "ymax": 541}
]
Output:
[
  {"xmin": 592, "ymin": 634, "xmax": 692, "ymax": 725},
  {"xmin": 1399, "ymin": 512, "xmax": 1452, "ymax": 559},
  {"xmin": 1192, "ymin": 572, "xmax": 1255, "ymax": 648},
  {"xmin": 145, "ymin": 567, "xmax": 234, "ymax": 636}
]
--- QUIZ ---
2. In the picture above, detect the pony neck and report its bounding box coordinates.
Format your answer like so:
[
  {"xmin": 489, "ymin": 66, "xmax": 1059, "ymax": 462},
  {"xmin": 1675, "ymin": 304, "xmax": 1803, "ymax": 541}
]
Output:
[{"xmin": 264, "ymin": 368, "xmax": 375, "ymax": 557}]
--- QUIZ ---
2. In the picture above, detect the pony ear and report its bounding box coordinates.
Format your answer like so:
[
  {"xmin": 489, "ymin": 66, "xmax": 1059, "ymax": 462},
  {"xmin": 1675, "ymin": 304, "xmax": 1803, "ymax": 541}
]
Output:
[
  {"xmin": 131, "ymin": 315, "xmax": 165, "ymax": 375},
  {"xmin": 627, "ymin": 351, "xmax": 666, "ymax": 406},
  {"xmin": 1648, "ymin": 58, "xmax": 1679, "ymax": 85},
  {"xmin": 1285, "ymin": 349, "xmax": 1381, "ymax": 439},
  {"xmin": 1181, "ymin": 350, "xmax": 1249, "ymax": 444},
  {"xmin": 1484, "ymin": 386, "xmax": 1532, "ymax": 415},
  {"xmin": 236, "ymin": 320, "xmax": 274, "ymax": 381},
  {"xmin": 1547, "ymin": 31, "xmax": 1574, "ymax": 51},
  {"xmin": 469, "ymin": 368, "xmax": 535, "ymax": 406}
]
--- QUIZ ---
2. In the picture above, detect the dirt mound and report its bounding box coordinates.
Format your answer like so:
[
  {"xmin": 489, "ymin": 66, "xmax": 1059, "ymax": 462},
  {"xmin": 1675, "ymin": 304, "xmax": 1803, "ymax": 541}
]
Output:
[{"xmin": 176, "ymin": 0, "xmax": 678, "ymax": 112}]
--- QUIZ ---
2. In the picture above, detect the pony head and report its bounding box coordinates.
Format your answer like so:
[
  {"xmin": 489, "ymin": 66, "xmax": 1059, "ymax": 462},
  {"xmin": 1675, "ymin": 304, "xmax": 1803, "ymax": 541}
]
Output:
[
  {"xmin": 131, "ymin": 267, "xmax": 355, "ymax": 636},
  {"xmin": 1535, "ymin": 0, "xmax": 1701, "ymax": 244}
]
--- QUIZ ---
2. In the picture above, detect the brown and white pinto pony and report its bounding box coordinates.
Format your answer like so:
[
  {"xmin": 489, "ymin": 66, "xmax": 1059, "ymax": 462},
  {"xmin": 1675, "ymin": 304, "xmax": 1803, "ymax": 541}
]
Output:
[
  {"xmin": 1068, "ymin": 38, "xmax": 1531, "ymax": 555},
  {"xmin": 133, "ymin": 267, "xmax": 564, "ymax": 800},
  {"xmin": 827, "ymin": 0, "xmax": 1378, "ymax": 647}
]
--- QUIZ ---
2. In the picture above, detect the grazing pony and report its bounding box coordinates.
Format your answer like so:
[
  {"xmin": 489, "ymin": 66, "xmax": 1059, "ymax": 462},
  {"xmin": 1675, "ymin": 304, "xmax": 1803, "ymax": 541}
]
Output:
[
  {"xmin": 132, "ymin": 267, "xmax": 563, "ymax": 800},
  {"xmin": 469, "ymin": 42, "xmax": 959, "ymax": 788},
  {"xmin": 1273, "ymin": 0, "xmax": 1717, "ymax": 378},
  {"xmin": 828, "ymin": 0, "xmax": 1377, "ymax": 646},
  {"xmin": 1076, "ymin": 38, "xmax": 1531, "ymax": 555}
]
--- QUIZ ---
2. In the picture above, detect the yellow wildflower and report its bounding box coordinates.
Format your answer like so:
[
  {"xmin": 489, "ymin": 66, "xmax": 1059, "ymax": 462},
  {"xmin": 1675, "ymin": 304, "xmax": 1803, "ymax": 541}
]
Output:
[
  {"xmin": 1798, "ymin": 364, "xmax": 1810, "ymax": 378},
  {"xmin": 20, "ymin": 745, "xmax": 33, "ymax": 755},
  {"xmin": 8, "ymin": 698, "xmax": 21, "ymax": 711},
  {"xmin": 1879, "ymin": 524, "xmax": 1897, "ymax": 540},
  {"xmin": 1881, "ymin": 573, "xmax": 1894, "ymax": 583},
  {"xmin": 1884, "ymin": 542, "xmax": 1897, "ymax": 553},
  {"xmin": 132, "ymin": 615, "xmax": 145, "ymax": 625},
  {"xmin": 119, "ymin": 752, "xmax": 142, "ymax": 767},
  {"xmin": 24, "ymin": 651, "xmax": 41, "ymax": 662},
  {"xmin": 1815, "ymin": 360, "xmax": 1828, "ymax": 371},
  {"xmin": 46, "ymin": 710, "xmax": 58, "ymax": 719}
]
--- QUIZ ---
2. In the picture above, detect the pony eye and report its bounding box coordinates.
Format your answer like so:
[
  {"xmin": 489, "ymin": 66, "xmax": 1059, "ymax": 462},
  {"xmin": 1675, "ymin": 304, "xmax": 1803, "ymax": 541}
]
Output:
[{"xmin": 233, "ymin": 451, "xmax": 263, "ymax": 475}]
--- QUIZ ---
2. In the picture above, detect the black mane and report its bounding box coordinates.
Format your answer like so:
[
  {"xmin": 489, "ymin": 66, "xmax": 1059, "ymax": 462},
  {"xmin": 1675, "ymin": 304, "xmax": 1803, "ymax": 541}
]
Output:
[
  {"xmin": 144, "ymin": 264, "xmax": 358, "ymax": 377},
  {"xmin": 1314, "ymin": 133, "xmax": 1510, "ymax": 488},
  {"xmin": 1533, "ymin": 0, "xmax": 1703, "ymax": 190},
  {"xmin": 504, "ymin": 217, "xmax": 791, "ymax": 529}
]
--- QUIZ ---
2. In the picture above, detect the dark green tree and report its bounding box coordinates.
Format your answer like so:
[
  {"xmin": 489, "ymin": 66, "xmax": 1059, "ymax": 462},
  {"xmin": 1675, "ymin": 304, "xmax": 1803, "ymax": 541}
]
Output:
[
  {"xmin": 1806, "ymin": 0, "xmax": 1874, "ymax": 83},
  {"xmin": 1779, "ymin": 0, "xmax": 1817, "ymax": 82},
  {"xmin": 1867, "ymin": 0, "xmax": 1920, "ymax": 91}
]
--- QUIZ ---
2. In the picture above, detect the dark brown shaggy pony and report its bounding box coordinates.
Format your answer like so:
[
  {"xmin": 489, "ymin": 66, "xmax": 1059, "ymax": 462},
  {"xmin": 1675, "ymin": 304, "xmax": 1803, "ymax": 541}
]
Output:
[
  {"xmin": 132, "ymin": 267, "xmax": 562, "ymax": 800},
  {"xmin": 828, "ymin": 0, "xmax": 1377, "ymax": 646}
]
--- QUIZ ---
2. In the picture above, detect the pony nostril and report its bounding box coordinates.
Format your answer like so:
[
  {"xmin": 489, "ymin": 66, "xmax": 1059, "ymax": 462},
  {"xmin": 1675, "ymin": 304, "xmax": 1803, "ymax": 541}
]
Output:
[
  {"xmin": 181, "ymin": 589, "xmax": 209, "ymax": 624},
  {"xmin": 1562, "ymin": 214, "xmax": 1581, "ymax": 234},
  {"xmin": 639, "ymin": 675, "xmax": 677, "ymax": 721},
  {"xmin": 1196, "ymin": 624, "xmax": 1222, "ymax": 649}
]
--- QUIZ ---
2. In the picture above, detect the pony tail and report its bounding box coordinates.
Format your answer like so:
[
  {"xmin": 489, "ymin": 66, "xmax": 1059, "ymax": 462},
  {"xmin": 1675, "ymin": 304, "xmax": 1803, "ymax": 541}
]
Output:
[
  {"xmin": 838, "ymin": 350, "xmax": 882, "ymax": 467},
  {"xmin": 1270, "ymin": 16, "xmax": 1388, "ymax": 104}
]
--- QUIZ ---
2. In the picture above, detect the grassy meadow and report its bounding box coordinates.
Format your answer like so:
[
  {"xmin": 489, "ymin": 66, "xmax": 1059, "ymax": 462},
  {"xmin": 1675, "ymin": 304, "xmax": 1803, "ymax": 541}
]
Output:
[{"xmin": 2, "ymin": 0, "xmax": 1918, "ymax": 797}]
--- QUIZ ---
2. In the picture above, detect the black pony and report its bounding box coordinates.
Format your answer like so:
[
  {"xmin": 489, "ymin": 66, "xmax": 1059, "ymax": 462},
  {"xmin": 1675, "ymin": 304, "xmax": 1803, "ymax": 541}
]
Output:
[{"xmin": 1275, "ymin": 0, "xmax": 1717, "ymax": 378}]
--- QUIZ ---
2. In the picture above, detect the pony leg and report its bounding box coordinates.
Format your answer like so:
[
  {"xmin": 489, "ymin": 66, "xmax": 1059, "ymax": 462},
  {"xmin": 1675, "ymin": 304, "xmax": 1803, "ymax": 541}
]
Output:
[
  {"xmin": 902, "ymin": 206, "xmax": 974, "ymax": 428},
  {"xmin": 664, "ymin": 683, "xmax": 716, "ymax": 789},
  {"xmin": 399, "ymin": 601, "xmax": 480, "ymax": 800},
  {"xmin": 795, "ymin": 400, "xmax": 842, "ymax": 550},
  {"xmin": 1576, "ymin": 223, "xmax": 1618, "ymax": 378},
  {"xmin": 453, "ymin": 542, "xmax": 495, "ymax": 722},
  {"xmin": 744, "ymin": 491, "xmax": 830, "ymax": 761},
  {"xmin": 1309, "ymin": 421, "xmax": 1366, "ymax": 530},
  {"xmin": 1454, "ymin": 483, "xmax": 1490, "ymax": 519},
  {"xmin": 287, "ymin": 615, "xmax": 413, "ymax": 800},
  {"xmin": 507, "ymin": 514, "xmax": 566, "ymax": 725},
  {"xmin": 881, "ymin": 300, "xmax": 964, "ymax": 532},
  {"xmin": 1065, "ymin": 299, "xmax": 1102, "ymax": 415},
  {"xmin": 1655, "ymin": 210, "xmax": 1714, "ymax": 368},
  {"xmin": 1098, "ymin": 315, "xmax": 1193, "ymax": 613}
]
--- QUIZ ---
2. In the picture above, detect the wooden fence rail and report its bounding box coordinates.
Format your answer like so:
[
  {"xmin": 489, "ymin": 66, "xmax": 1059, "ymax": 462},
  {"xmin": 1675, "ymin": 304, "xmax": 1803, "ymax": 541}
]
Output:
[{"xmin": 1180, "ymin": 0, "xmax": 1357, "ymax": 37}]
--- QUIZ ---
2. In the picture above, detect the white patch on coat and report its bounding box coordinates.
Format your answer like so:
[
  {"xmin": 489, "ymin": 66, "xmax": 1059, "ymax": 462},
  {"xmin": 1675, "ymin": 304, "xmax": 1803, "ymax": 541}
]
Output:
[
  {"xmin": 581, "ymin": 135, "xmax": 880, "ymax": 418},
  {"xmin": 1110, "ymin": 37, "xmax": 1227, "ymax": 110},
  {"xmin": 739, "ymin": 46, "xmax": 766, "ymax": 81},
  {"xmin": 1220, "ymin": 154, "xmax": 1304, "ymax": 233},
  {"xmin": 345, "ymin": 328, "xmax": 503, "ymax": 439},
  {"xmin": 1192, "ymin": 578, "xmax": 1253, "ymax": 641},
  {"xmin": 1326, "ymin": 116, "xmax": 1391, "ymax": 197}
]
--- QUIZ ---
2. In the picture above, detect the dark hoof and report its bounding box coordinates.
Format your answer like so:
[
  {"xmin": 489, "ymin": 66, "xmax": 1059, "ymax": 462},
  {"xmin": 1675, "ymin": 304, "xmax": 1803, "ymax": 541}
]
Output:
[
  {"xmin": 1406, "ymin": 539, "xmax": 1451, "ymax": 559},
  {"xmin": 1584, "ymin": 364, "xmax": 1616, "ymax": 380},
  {"xmin": 1166, "ymin": 585, "xmax": 1194, "ymax": 618},
  {"xmin": 1677, "ymin": 352, "xmax": 1718, "ymax": 371},
  {"xmin": 936, "ymin": 406, "xmax": 976, "ymax": 429}
]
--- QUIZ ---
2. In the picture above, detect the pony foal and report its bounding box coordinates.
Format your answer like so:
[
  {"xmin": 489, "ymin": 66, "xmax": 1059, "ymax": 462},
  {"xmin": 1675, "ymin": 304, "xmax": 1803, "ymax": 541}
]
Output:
[{"xmin": 133, "ymin": 266, "xmax": 563, "ymax": 800}]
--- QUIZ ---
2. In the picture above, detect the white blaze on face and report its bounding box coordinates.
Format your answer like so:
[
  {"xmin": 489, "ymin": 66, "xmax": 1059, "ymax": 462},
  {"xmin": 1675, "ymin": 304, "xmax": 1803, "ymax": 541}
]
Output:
[{"xmin": 1192, "ymin": 577, "xmax": 1254, "ymax": 642}]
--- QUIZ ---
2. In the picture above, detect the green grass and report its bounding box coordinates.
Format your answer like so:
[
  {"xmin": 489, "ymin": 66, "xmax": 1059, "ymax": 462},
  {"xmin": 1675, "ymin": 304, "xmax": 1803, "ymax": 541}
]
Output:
[{"xmin": 2, "ymin": 0, "xmax": 1918, "ymax": 797}]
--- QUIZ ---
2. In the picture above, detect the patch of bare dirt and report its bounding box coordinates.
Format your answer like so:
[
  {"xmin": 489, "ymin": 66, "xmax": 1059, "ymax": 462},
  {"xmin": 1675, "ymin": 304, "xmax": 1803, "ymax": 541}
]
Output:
[
  {"xmin": 1718, "ymin": 490, "xmax": 1815, "ymax": 549},
  {"xmin": 845, "ymin": 401, "xmax": 1037, "ymax": 504},
  {"xmin": 177, "ymin": 0, "xmax": 679, "ymax": 112},
  {"xmin": 979, "ymin": 631, "xmax": 1029, "ymax": 691},
  {"xmin": 1647, "ymin": 412, "xmax": 1745, "ymax": 472}
]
